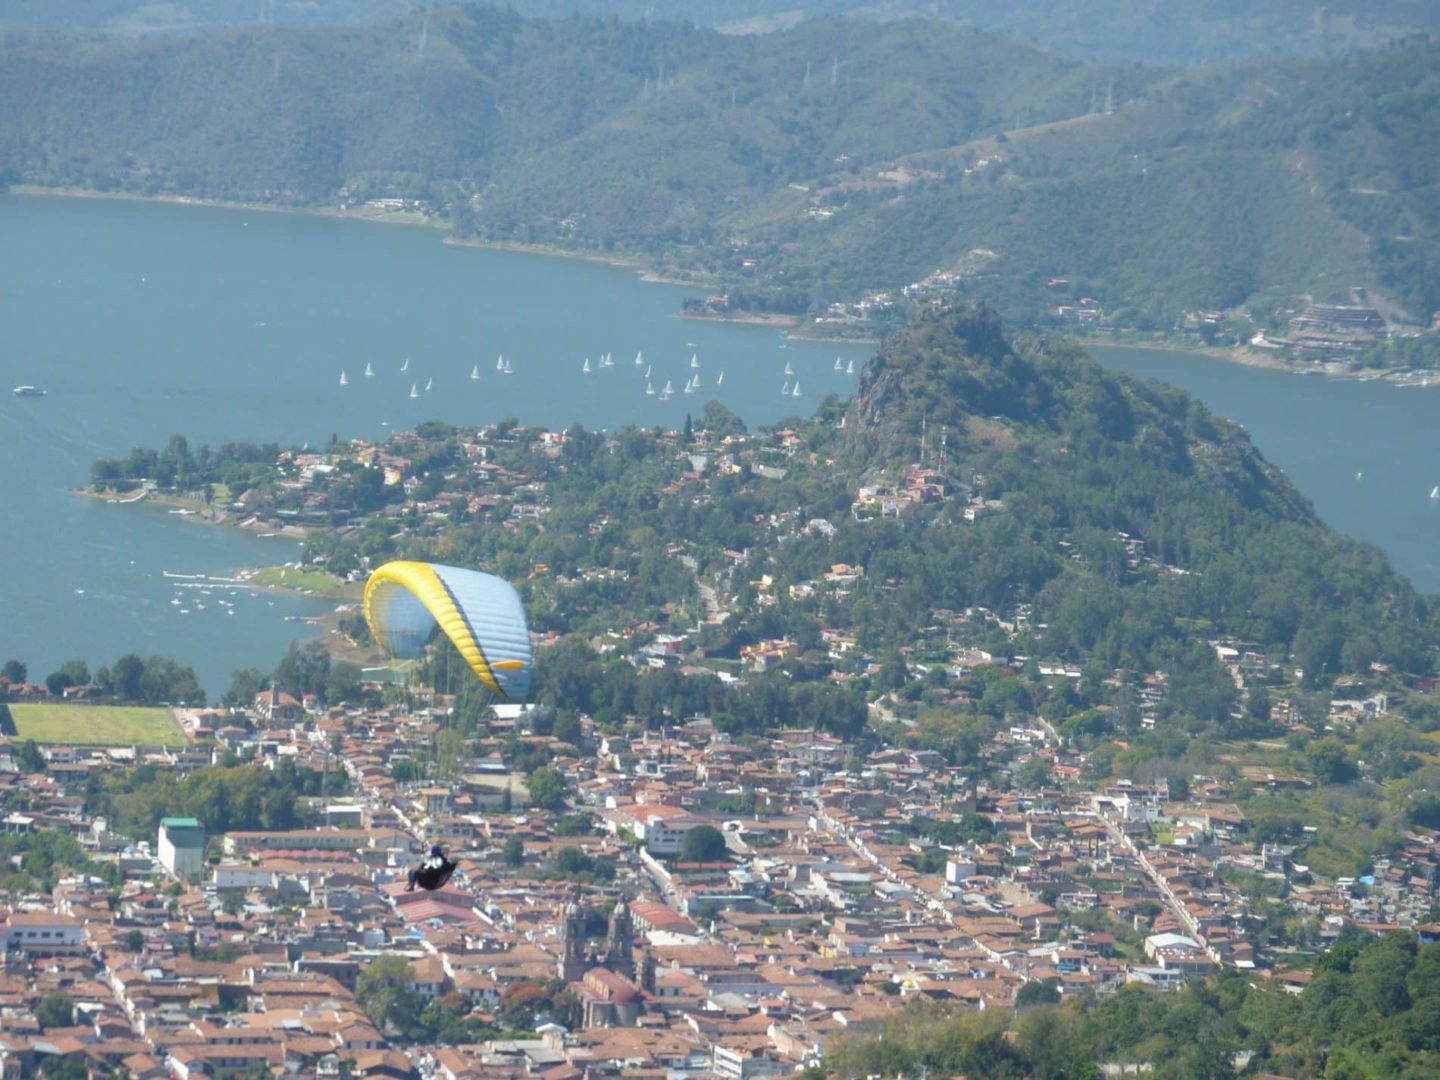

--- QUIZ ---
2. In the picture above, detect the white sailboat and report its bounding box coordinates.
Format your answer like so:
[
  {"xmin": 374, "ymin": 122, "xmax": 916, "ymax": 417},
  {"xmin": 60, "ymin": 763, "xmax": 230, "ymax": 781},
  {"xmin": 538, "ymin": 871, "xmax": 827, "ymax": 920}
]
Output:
[
  {"xmin": 425, "ymin": 377, "xmax": 433, "ymax": 392},
  {"xmin": 339, "ymin": 370, "xmax": 348, "ymax": 386},
  {"xmin": 364, "ymin": 362, "xmax": 375, "ymax": 378},
  {"xmin": 834, "ymin": 357, "xmax": 843, "ymax": 371},
  {"xmin": 401, "ymin": 357, "xmax": 410, "ymax": 373},
  {"xmin": 782, "ymin": 380, "xmax": 790, "ymax": 395},
  {"xmin": 644, "ymin": 364, "xmax": 652, "ymax": 378},
  {"xmin": 635, "ymin": 350, "xmax": 645, "ymax": 366},
  {"xmin": 503, "ymin": 358, "xmax": 513, "ymax": 374},
  {"xmin": 784, "ymin": 361, "xmax": 794, "ymax": 376},
  {"xmin": 409, "ymin": 383, "xmax": 419, "ymax": 399},
  {"xmin": 646, "ymin": 381, "xmax": 655, "ymax": 395},
  {"xmin": 684, "ymin": 376, "xmax": 696, "ymax": 394},
  {"xmin": 792, "ymin": 381, "xmax": 801, "ymax": 397},
  {"xmin": 471, "ymin": 365, "xmax": 480, "ymax": 380},
  {"xmin": 691, "ymin": 353, "xmax": 700, "ymax": 369},
  {"xmin": 1431, "ymin": 485, "xmax": 1440, "ymax": 500},
  {"xmin": 716, "ymin": 371, "xmax": 724, "ymax": 386},
  {"xmin": 497, "ymin": 355, "xmax": 505, "ymax": 372},
  {"xmin": 583, "ymin": 357, "xmax": 592, "ymax": 373},
  {"xmin": 846, "ymin": 359, "xmax": 855, "ymax": 375},
  {"xmin": 602, "ymin": 352, "xmax": 614, "ymax": 368},
  {"xmin": 663, "ymin": 379, "xmax": 674, "ymax": 396}
]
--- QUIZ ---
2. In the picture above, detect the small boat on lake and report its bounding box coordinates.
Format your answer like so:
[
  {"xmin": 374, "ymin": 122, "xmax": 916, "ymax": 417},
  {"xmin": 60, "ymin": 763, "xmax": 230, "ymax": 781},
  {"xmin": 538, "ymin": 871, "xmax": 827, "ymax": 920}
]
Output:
[
  {"xmin": 471, "ymin": 365, "xmax": 480, "ymax": 380},
  {"xmin": 339, "ymin": 370, "xmax": 348, "ymax": 386},
  {"xmin": 646, "ymin": 381, "xmax": 655, "ymax": 395},
  {"xmin": 12, "ymin": 385, "xmax": 45, "ymax": 397},
  {"xmin": 792, "ymin": 381, "xmax": 801, "ymax": 397},
  {"xmin": 425, "ymin": 376, "xmax": 433, "ymax": 392},
  {"xmin": 583, "ymin": 357, "xmax": 592, "ymax": 373},
  {"xmin": 409, "ymin": 383, "xmax": 419, "ymax": 399},
  {"xmin": 846, "ymin": 359, "xmax": 855, "ymax": 375},
  {"xmin": 716, "ymin": 371, "xmax": 724, "ymax": 386},
  {"xmin": 497, "ymin": 355, "xmax": 505, "ymax": 371},
  {"xmin": 784, "ymin": 361, "xmax": 794, "ymax": 376},
  {"xmin": 834, "ymin": 357, "xmax": 843, "ymax": 371},
  {"xmin": 400, "ymin": 357, "xmax": 410, "ymax": 373},
  {"xmin": 691, "ymin": 353, "xmax": 700, "ymax": 369},
  {"xmin": 364, "ymin": 363, "xmax": 375, "ymax": 378},
  {"xmin": 635, "ymin": 350, "xmax": 644, "ymax": 366}
]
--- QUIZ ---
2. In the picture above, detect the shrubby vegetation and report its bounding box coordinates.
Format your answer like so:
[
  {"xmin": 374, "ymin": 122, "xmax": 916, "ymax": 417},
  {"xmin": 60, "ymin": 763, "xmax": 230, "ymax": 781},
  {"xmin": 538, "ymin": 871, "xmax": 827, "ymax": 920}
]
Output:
[
  {"xmin": 825, "ymin": 932, "xmax": 1440, "ymax": 1080},
  {"xmin": 91, "ymin": 435, "xmax": 281, "ymax": 496},
  {"xmin": 85, "ymin": 759, "xmax": 326, "ymax": 838},
  {"xmin": 356, "ymin": 955, "xmax": 500, "ymax": 1043},
  {"xmin": 0, "ymin": 829, "xmax": 119, "ymax": 892}
]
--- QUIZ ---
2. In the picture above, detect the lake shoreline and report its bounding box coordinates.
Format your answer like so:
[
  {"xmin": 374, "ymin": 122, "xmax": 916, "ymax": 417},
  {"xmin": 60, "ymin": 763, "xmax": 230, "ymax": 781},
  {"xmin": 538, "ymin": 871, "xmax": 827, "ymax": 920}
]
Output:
[
  {"xmin": 10, "ymin": 188, "xmax": 1435, "ymax": 371},
  {"xmin": 1077, "ymin": 335, "xmax": 1436, "ymax": 386},
  {"xmin": 76, "ymin": 486, "xmax": 311, "ymax": 539},
  {"xmin": 9, "ymin": 184, "xmax": 444, "ymax": 232},
  {"xmin": 10, "ymin": 185, "xmax": 862, "ymax": 346}
]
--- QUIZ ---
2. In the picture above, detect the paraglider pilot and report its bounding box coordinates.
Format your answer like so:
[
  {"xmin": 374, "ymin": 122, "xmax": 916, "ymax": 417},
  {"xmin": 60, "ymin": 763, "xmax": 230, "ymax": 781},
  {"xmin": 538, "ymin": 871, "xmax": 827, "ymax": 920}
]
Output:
[{"xmin": 407, "ymin": 844, "xmax": 457, "ymax": 892}]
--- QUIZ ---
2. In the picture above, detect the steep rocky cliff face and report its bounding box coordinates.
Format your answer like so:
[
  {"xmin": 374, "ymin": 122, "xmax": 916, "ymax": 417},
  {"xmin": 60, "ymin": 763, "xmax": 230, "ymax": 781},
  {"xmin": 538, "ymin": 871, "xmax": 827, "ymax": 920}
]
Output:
[{"xmin": 840, "ymin": 301, "xmax": 1313, "ymax": 523}]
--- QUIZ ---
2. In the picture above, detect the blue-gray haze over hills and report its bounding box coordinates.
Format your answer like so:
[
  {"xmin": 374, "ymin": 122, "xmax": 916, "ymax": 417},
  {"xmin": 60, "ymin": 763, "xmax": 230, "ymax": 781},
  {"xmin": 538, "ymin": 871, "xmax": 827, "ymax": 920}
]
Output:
[{"xmin": 4, "ymin": 0, "xmax": 1437, "ymax": 64}]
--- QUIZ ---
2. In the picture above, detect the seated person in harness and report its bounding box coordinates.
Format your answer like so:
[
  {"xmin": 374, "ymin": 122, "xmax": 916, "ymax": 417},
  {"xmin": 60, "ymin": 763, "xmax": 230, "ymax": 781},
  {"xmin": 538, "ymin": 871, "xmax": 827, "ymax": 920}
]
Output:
[{"xmin": 406, "ymin": 844, "xmax": 458, "ymax": 891}]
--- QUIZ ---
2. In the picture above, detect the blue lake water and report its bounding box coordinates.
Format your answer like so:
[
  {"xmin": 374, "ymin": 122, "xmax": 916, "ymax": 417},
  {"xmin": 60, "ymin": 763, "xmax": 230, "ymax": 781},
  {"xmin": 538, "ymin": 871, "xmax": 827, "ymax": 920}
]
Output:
[
  {"xmin": 0, "ymin": 194, "xmax": 869, "ymax": 694},
  {"xmin": 2, "ymin": 193, "xmax": 1435, "ymax": 696}
]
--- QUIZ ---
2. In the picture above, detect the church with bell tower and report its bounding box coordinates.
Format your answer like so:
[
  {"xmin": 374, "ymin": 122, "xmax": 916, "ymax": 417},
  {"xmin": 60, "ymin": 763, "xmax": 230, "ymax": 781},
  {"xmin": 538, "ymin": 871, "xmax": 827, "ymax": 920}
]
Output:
[
  {"xmin": 555, "ymin": 894, "xmax": 656, "ymax": 1028},
  {"xmin": 558, "ymin": 896, "xmax": 588, "ymax": 982}
]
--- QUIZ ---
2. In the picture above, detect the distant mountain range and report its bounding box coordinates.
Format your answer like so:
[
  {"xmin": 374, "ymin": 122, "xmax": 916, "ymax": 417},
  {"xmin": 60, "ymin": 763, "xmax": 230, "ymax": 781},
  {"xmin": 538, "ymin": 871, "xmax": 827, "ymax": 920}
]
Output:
[
  {"xmin": 1, "ymin": 7, "xmax": 1435, "ymax": 328},
  {"xmin": 5, "ymin": 0, "xmax": 1439, "ymax": 66}
]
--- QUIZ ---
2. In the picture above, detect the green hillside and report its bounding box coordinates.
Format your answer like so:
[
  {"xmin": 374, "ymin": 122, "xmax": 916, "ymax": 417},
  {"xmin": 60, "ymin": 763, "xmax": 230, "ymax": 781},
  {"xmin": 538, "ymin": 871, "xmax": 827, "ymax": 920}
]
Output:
[
  {"xmin": 828, "ymin": 302, "xmax": 1437, "ymax": 682},
  {"xmin": 0, "ymin": 9, "xmax": 1435, "ymax": 329}
]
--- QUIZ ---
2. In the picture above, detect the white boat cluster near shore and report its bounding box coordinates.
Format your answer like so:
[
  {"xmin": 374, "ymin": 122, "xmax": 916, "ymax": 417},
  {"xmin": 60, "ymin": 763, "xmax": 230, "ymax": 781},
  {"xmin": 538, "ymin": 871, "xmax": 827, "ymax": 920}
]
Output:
[{"xmin": 331, "ymin": 338, "xmax": 861, "ymax": 410}]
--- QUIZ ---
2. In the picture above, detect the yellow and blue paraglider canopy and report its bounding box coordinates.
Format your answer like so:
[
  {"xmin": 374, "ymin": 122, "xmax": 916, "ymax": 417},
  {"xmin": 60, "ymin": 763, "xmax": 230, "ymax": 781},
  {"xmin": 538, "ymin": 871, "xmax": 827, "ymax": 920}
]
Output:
[{"xmin": 363, "ymin": 560, "xmax": 531, "ymax": 700}]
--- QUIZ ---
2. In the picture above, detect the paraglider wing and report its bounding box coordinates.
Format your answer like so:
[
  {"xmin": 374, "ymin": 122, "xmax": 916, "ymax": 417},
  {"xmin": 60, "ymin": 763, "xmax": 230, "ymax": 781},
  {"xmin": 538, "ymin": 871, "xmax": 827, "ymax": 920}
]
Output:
[{"xmin": 363, "ymin": 560, "xmax": 531, "ymax": 700}]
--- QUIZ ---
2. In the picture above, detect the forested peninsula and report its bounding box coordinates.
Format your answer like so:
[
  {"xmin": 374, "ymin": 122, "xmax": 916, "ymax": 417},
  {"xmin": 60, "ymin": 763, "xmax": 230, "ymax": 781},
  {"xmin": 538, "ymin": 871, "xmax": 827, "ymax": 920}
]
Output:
[{"xmin": 85, "ymin": 305, "xmax": 1440, "ymax": 885}]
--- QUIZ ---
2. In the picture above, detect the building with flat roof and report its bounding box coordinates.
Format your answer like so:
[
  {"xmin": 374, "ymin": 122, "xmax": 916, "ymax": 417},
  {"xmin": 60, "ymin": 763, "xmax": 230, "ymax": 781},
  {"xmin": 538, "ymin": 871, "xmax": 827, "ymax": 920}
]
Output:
[{"xmin": 159, "ymin": 817, "xmax": 206, "ymax": 880}]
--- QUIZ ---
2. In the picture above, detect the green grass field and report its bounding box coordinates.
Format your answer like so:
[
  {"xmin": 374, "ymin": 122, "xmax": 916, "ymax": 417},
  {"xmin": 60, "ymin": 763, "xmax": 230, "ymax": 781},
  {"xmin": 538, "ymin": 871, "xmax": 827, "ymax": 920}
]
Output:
[
  {"xmin": 246, "ymin": 565, "xmax": 352, "ymax": 595},
  {"xmin": 10, "ymin": 704, "xmax": 185, "ymax": 747}
]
